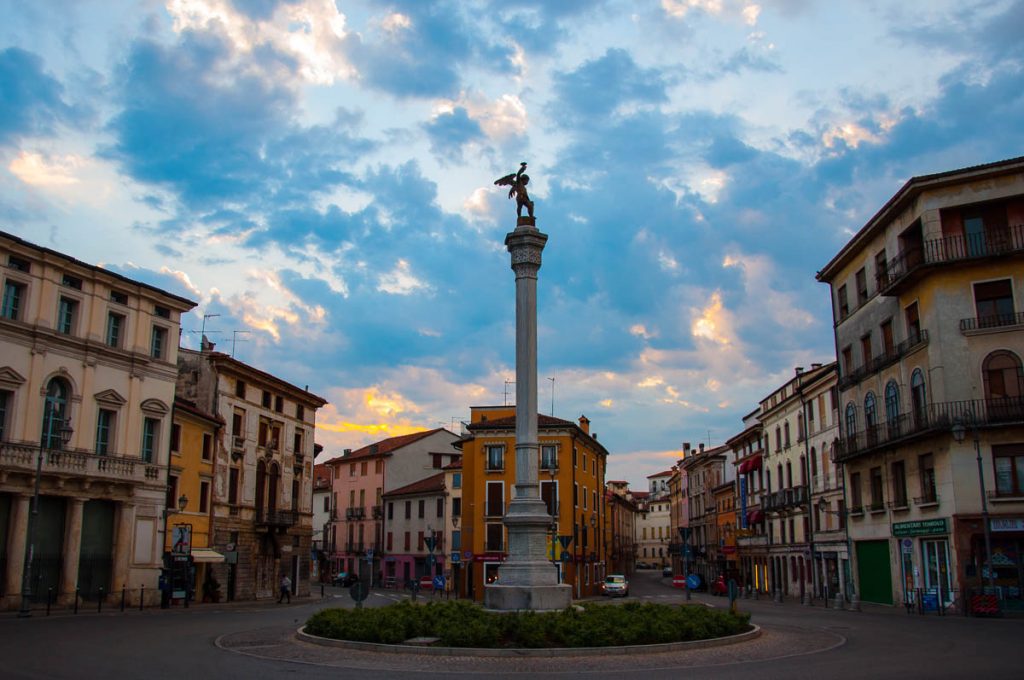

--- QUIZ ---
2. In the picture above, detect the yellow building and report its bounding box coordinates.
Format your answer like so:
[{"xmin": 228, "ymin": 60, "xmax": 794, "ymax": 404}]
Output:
[
  {"xmin": 163, "ymin": 398, "xmax": 223, "ymax": 602},
  {"xmin": 458, "ymin": 407, "xmax": 609, "ymax": 600}
]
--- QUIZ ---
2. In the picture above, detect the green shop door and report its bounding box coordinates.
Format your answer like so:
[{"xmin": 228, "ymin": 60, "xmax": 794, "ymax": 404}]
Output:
[{"xmin": 856, "ymin": 540, "xmax": 893, "ymax": 605}]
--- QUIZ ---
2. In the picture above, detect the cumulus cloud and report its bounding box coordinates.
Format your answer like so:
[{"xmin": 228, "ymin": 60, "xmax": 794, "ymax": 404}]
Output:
[
  {"xmin": 377, "ymin": 259, "xmax": 430, "ymax": 295},
  {"xmin": 0, "ymin": 47, "xmax": 90, "ymax": 145}
]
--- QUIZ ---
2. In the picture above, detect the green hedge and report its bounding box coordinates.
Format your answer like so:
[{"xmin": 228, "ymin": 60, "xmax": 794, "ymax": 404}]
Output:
[{"xmin": 305, "ymin": 600, "xmax": 750, "ymax": 648}]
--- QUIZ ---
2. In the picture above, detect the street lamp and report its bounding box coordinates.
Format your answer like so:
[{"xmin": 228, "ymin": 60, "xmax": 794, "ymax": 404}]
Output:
[
  {"xmin": 19, "ymin": 400, "xmax": 73, "ymax": 617},
  {"xmin": 952, "ymin": 416, "xmax": 995, "ymax": 593},
  {"xmin": 178, "ymin": 494, "xmax": 188, "ymax": 512},
  {"xmin": 451, "ymin": 515, "xmax": 460, "ymax": 597}
]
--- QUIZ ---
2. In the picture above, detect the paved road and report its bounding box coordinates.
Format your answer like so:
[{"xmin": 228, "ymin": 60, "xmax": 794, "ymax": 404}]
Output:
[{"xmin": 1, "ymin": 572, "xmax": 1019, "ymax": 679}]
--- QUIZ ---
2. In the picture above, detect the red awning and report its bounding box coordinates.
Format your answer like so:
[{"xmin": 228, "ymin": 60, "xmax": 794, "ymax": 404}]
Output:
[
  {"xmin": 747, "ymin": 510, "xmax": 764, "ymax": 524},
  {"xmin": 738, "ymin": 454, "xmax": 763, "ymax": 474}
]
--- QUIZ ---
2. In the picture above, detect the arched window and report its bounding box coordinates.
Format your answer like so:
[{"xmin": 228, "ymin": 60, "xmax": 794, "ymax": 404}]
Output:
[
  {"xmin": 983, "ymin": 351, "xmax": 1023, "ymax": 400},
  {"xmin": 799, "ymin": 455, "xmax": 807, "ymax": 486},
  {"xmin": 845, "ymin": 402, "xmax": 857, "ymax": 438},
  {"xmin": 255, "ymin": 460, "xmax": 267, "ymax": 518},
  {"xmin": 885, "ymin": 380, "xmax": 900, "ymax": 430},
  {"xmin": 911, "ymin": 369, "xmax": 927, "ymax": 426},
  {"xmin": 268, "ymin": 462, "xmax": 280, "ymax": 513},
  {"xmin": 810, "ymin": 446, "xmax": 818, "ymax": 478},
  {"xmin": 775, "ymin": 426, "xmax": 782, "ymax": 451},
  {"xmin": 864, "ymin": 392, "xmax": 877, "ymax": 428},
  {"xmin": 786, "ymin": 461, "xmax": 793, "ymax": 488},
  {"xmin": 784, "ymin": 422, "xmax": 791, "ymax": 448},
  {"xmin": 766, "ymin": 469, "xmax": 772, "ymax": 493},
  {"xmin": 42, "ymin": 377, "xmax": 71, "ymax": 448}
]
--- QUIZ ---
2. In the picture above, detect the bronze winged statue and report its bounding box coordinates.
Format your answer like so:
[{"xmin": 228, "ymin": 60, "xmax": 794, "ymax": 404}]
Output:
[{"xmin": 494, "ymin": 162, "xmax": 534, "ymax": 218}]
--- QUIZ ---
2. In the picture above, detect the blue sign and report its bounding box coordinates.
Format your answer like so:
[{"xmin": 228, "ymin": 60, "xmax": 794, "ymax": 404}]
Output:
[
  {"xmin": 687, "ymin": 574, "xmax": 701, "ymax": 590},
  {"xmin": 450, "ymin": 552, "xmax": 461, "ymax": 563},
  {"xmin": 739, "ymin": 477, "xmax": 748, "ymax": 529},
  {"xmin": 433, "ymin": 575, "xmax": 446, "ymax": 590}
]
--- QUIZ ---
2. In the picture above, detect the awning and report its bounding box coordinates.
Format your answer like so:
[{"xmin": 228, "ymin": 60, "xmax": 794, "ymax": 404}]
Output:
[
  {"xmin": 738, "ymin": 454, "xmax": 763, "ymax": 474},
  {"xmin": 191, "ymin": 548, "xmax": 226, "ymax": 563},
  {"xmin": 747, "ymin": 510, "xmax": 764, "ymax": 524}
]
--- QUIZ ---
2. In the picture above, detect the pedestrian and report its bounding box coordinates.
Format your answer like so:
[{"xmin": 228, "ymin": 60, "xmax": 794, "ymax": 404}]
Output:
[{"xmin": 278, "ymin": 574, "xmax": 291, "ymax": 604}]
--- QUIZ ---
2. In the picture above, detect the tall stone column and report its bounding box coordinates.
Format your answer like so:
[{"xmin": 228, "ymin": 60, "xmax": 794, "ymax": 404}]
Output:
[
  {"xmin": 59, "ymin": 498, "xmax": 86, "ymax": 604},
  {"xmin": 485, "ymin": 215, "xmax": 571, "ymax": 611},
  {"xmin": 112, "ymin": 502, "xmax": 136, "ymax": 591},
  {"xmin": 5, "ymin": 495, "xmax": 30, "ymax": 607}
]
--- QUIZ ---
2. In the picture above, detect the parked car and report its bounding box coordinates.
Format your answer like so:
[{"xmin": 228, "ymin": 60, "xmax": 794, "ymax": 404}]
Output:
[
  {"xmin": 635, "ymin": 561, "xmax": 651, "ymax": 569},
  {"xmin": 332, "ymin": 571, "xmax": 358, "ymax": 587},
  {"xmin": 601, "ymin": 574, "xmax": 629, "ymax": 597},
  {"xmin": 662, "ymin": 566, "xmax": 672, "ymax": 577}
]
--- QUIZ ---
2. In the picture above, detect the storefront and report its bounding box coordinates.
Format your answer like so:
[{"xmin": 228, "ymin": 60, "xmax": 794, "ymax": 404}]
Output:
[{"xmin": 893, "ymin": 518, "xmax": 953, "ymax": 607}]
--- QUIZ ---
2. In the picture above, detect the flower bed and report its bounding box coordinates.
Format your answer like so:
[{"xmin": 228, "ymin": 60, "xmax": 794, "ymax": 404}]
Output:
[{"xmin": 305, "ymin": 600, "xmax": 750, "ymax": 649}]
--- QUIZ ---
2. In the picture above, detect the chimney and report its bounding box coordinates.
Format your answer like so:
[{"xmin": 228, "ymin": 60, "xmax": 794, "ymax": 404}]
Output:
[
  {"xmin": 683, "ymin": 442, "xmax": 691, "ymax": 456},
  {"xmin": 343, "ymin": 448, "xmax": 352, "ymax": 457},
  {"xmin": 699, "ymin": 443, "xmax": 705, "ymax": 453},
  {"xmin": 201, "ymin": 334, "xmax": 215, "ymax": 352},
  {"xmin": 369, "ymin": 444, "xmax": 379, "ymax": 455},
  {"xmin": 795, "ymin": 366, "xmax": 804, "ymax": 375},
  {"xmin": 811, "ymin": 363, "xmax": 822, "ymax": 370},
  {"xmin": 578, "ymin": 415, "xmax": 590, "ymax": 434},
  {"xmin": 592, "ymin": 432, "xmax": 598, "ymax": 440}
]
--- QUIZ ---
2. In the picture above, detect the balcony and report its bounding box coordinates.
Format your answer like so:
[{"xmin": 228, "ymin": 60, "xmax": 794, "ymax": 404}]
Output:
[
  {"xmin": 960, "ymin": 311, "xmax": 1024, "ymax": 333},
  {"xmin": 0, "ymin": 442, "xmax": 162, "ymax": 485},
  {"xmin": 837, "ymin": 331, "xmax": 929, "ymax": 391},
  {"xmin": 879, "ymin": 224, "xmax": 1024, "ymax": 295},
  {"xmin": 834, "ymin": 397, "xmax": 1024, "ymax": 462},
  {"xmin": 371, "ymin": 505, "xmax": 383, "ymax": 519},
  {"xmin": 345, "ymin": 507, "xmax": 366, "ymax": 520},
  {"xmin": 345, "ymin": 542, "xmax": 365, "ymax": 554},
  {"xmin": 761, "ymin": 486, "xmax": 809, "ymax": 512},
  {"xmin": 255, "ymin": 509, "xmax": 297, "ymax": 528}
]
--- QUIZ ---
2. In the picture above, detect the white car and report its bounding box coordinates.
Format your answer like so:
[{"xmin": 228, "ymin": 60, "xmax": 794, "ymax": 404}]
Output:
[{"xmin": 601, "ymin": 574, "xmax": 629, "ymax": 597}]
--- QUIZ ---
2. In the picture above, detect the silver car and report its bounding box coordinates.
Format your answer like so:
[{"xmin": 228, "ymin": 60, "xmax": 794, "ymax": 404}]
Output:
[{"xmin": 601, "ymin": 574, "xmax": 629, "ymax": 597}]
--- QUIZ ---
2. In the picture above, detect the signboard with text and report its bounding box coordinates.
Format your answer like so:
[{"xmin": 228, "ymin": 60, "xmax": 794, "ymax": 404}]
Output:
[{"xmin": 892, "ymin": 518, "xmax": 948, "ymax": 537}]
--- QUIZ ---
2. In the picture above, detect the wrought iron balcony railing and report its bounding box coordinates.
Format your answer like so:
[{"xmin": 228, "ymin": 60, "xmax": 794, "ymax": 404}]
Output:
[
  {"xmin": 879, "ymin": 224, "xmax": 1024, "ymax": 294},
  {"xmin": 834, "ymin": 397, "xmax": 1024, "ymax": 462},
  {"xmin": 255, "ymin": 509, "xmax": 297, "ymax": 527},
  {"xmin": 959, "ymin": 311, "xmax": 1024, "ymax": 332},
  {"xmin": 837, "ymin": 331, "xmax": 929, "ymax": 390}
]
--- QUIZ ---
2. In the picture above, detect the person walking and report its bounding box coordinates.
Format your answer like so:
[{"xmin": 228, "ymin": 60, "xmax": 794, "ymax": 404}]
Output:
[{"xmin": 278, "ymin": 574, "xmax": 292, "ymax": 604}]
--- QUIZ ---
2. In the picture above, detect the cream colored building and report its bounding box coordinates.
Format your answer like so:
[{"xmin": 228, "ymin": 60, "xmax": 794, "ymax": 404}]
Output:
[
  {"xmin": 0, "ymin": 230, "xmax": 196, "ymax": 608},
  {"xmin": 818, "ymin": 156, "xmax": 1024, "ymax": 608},
  {"xmin": 636, "ymin": 470, "xmax": 672, "ymax": 567}
]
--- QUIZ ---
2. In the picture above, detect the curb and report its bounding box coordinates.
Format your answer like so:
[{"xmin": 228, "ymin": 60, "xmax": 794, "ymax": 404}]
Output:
[{"xmin": 295, "ymin": 624, "xmax": 761, "ymax": 657}]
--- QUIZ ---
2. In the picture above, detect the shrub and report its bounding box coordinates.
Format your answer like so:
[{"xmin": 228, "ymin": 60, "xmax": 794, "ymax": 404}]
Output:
[{"xmin": 306, "ymin": 601, "xmax": 750, "ymax": 649}]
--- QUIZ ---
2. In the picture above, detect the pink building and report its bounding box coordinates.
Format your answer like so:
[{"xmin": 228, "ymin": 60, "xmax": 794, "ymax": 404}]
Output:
[{"xmin": 324, "ymin": 428, "xmax": 460, "ymax": 582}]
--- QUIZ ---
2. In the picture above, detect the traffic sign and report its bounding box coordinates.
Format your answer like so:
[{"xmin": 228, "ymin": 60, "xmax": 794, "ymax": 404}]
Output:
[
  {"xmin": 427, "ymin": 554, "xmax": 436, "ymax": 567},
  {"xmin": 349, "ymin": 582, "xmax": 369, "ymax": 603},
  {"xmin": 424, "ymin": 536, "xmax": 437, "ymax": 552},
  {"xmin": 557, "ymin": 535, "xmax": 573, "ymax": 550},
  {"xmin": 433, "ymin": 575, "xmax": 446, "ymax": 590},
  {"xmin": 450, "ymin": 551, "xmax": 461, "ymax": 563}
]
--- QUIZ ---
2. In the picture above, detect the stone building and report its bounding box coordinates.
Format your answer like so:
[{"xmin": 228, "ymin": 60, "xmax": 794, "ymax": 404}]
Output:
[
  {"xmin": 176, "ymin": 344, "xmax": 326, "ymax": 601},
  {"xmin": 817, "ymin": 156, "xmax": 1024, "ymax": 608},
  {"xmin": 0, "ymin": 230, "xmax": 196, "ymax": 608}
]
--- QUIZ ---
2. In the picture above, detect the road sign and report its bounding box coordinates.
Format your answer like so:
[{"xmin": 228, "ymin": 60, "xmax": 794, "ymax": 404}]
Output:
[
  {"xmin": 463, "ymin": 551, "xmax": 473, "ymax": 561},
  {"xmin": 349, "ymin": 582, "xmax": 369, "ymax": 603},
  {"xmin": 450, "ymin": 552, "xmax": 461, "ymax": 563},
  {"xmin": 557, "ymin": 535, "xmax": 573, "ymax": 550},
  {"xmin": 366, "ymin": 548, "xmax": 374, "ymax": 559},
  {"xmin": 686, "ymin": 574, "xmax": 701, "ymax": 590},
  {"xmin": 433, "ymin": 575, "xmax": 446, "ymax": 590},
  {"xmin": 424, "ymin": 536, "xmax": 437, "ymax": 552},
  {"xmin": 673, "ymin": 575, "xmax": 686, "ymax": 589}
]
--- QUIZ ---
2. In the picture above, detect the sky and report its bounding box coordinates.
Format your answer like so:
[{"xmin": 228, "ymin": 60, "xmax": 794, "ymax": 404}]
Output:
[{"xmin": 2, "ymin": 0, "xmax": 1023, "ymax": 487}]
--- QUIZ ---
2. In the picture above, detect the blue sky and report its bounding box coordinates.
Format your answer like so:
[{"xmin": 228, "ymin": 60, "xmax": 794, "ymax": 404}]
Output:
[{"xmin": 3, "ymin": 0, "xmax": 1023, "ymax": 486}]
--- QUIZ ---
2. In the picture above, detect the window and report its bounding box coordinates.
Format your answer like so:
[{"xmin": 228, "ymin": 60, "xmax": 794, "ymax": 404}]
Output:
[
  {"xmin": 360, "ymin": 461, "xmax": 367, "ymax": 476},
  {"xmin": 200, "ymin": 480, "xmax": 210, "ymax": 512},
  {"xmin": 41, "ymin": 379, "xmax": 70, "ymax": 448},
  {"xmin": 855, "ymin": 268, "xmax": 868, "ymax": 305},
  {"xmin": 918, "ymin": 453, "xmax": 936, "ymax": 503},
  {"xmin": 849, "ymin": 471, "xmax": 863, "ymax": 509},
  {"xmin": 869, "ymin": 467, "xmax": 884, "ymax": 510},
  {"xmin": 8, "ymin": 256, "xmax": 30, "ymax": 272},
  {"xmin": 452, "ymin": 530, "xmax": 461, "ymax": 551},
  {"xmin": 386, "ymin": 532, "xmax": 393, "ymax": 551},
  {"xmin": 891, "ymin": 460, "xmax": 907, "ymax": 507},
  {"xmin": 452, "ymin": 472, "xmax": 462, "ymax": 488},
  {"xmin": 486, "ymin": 482, "xmax": 504, "ymax": 516},
  {"xmin": 486, "ymin": 523, "xmax": 503, "ymax": 552},
  {"xmin": 452, "ymin": 495, "xmax": 462, "ymax": 517},
  {"xmin": 572, "ymin": 447, "xmax": 577, "ymax": 467},
  {"xmin": 293, "ymin": 429, "xmax": 304, "ymax": 456},
  {"xmin": 405, "ymin": 501, "xmax": 411, "ymax": 519},
  {"xmin": 262, "ymin": 391, "xmax": 272, "ymax": 408},
  {"xmin": 874, "ymin": 250, "xmax": 887, "ymax": 287},
  {"xmin": 864, "ymin": 392, "xmax": 877, "ymax": 431},
  {"xmin": 432, "ymin": 453, "xmax": 443, "ymax": 469},
  {"xmin": 141, "ymin": 417, "xmax": 160, "ymax": 462},
  {"xmin": 235, "ymin": 380, "xmax": 246, "ymax": 398},
  {"xmin": 170, "ymin": 423, "xmax": 181, "ymax": 453},
  {"xmin": 417, "ymin": 531, "xmax": 424, "ymax": 551},
  {"xmin": 154, "ymin": 305, "xmax": 170, "ymax": 319},
  {"xmin": 540, "ymin": 480, "xmax": 557, "ymax": 516},
  {"xmin": 905, "ymin": 302, "xmax": 921, "ymax": 342},
  {"xmin": 388, "ymin": 502, "xmax": 393, "ymax": 520},
  {"xmin": 57, "ymin": 296, "xmax": 78, "ymax": 335},
  {"xmin": 885, "ymin": 381, "xmax": 900, "ymax": 430},
  {"xmin": 228, "ymin": 467, "xmax": 239, "ymax": 504},
  {"xmin": 95, "ymin": 409, "xmax": 115, "ymax": 454},
  {"xmin": 0, "ymin": 389, "xmax": 11, "ymax": 441},
  {"xmin": 150, "ymin": 326, "xmax": 167, "ymax": 360},
  {"xmin": 837, "ymin": 285, "xmax": 849, "ymax": 319},
  {"xmin": 860, "ymin": 334, "xmax": 872, "ymax": 367},
  {"xmin": 880, "ymin": 319, "xmax": 894, "ymax": 357},
  {"xmin": 983, "ymin": 351, "xmax": 1023, "ymax": 401},
  {"xmin": 540, "ymin": 444, "xmax": 557, "ymax": 470},
  {"xmin": 573, "ymin": 482, "xmax": 578, "ymax": 507},
  {"xmin": 775, "ymin": 426, "xmax": 782, "ymax": 450},
  {"xmin": 110, "ymin": 290, "xmax": 128, "ymax": 305},
  {"xmin": 167, "ymin": 475, "xmax": 179, "ymax": 509},
  {"xmin": 485, "ymin": 445, "xmax": 504, "ymax": 471},
  {"xmin": 2, "ymin": 280, "xmax": 25, "ymax": 320},
  {"xmin": 993, "ymin": 444, "xmax": 1024, "ymax": 497},
  {"xmin": 404, "ymin": 532, "xmax": 411, "ymax": 551},
  {"xmin": 418, "ymin": 499, "xmax": 425, "ymax": 519},
  {"xmin": 841, "ymin": 346, "xmax": 853, "ymax": 377},
  {"xmin": 274, "ymin": 395, "xmax": 283, "ymax": 413},
  {"xmin": 106, "ymin": 312, "xmax": 124, "ymax": 348},
  {"xmin": 973, "ymin": 280, "xmax": 1014, "ymax": 327},
  {"xmin": 296, "ymin": 404, "xmax": 304, "ymax": 421},
  {"xmin": 911, "ymin": 369, "xmax": 927, "ymax": 426},
  {"xmin": 436, "ymin": 498, "xmax": 444, "ymax": 518},
  {"xmin": 232, "ymin": 409, "xmax": 245, "ymax": 437},
  {"xmin": 784, "ymin": 422, "xmax": 790, "ymax": 448}
]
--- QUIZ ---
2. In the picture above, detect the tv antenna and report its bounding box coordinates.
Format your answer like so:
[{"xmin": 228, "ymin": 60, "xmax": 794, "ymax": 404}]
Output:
[
  {"xmin": 231, "ymin": 330, "xmax": 251, "ymax": 358},
  {"xmin": 503, "ymin": 379, "xmax": 515, "ymax": 406},
  {"xmin": 547, "ymin": 376, "xmax": 555, "ymax": 416}
]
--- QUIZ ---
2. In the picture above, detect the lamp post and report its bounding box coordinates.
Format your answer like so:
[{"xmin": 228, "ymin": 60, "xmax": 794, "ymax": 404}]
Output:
[
  {"xmin": 19, "ymin": 399, "xmax": 73, "ymax": 617},
  {"xmin": 952, "ymin": 417, "xmax": 995, "ymax": 592},
  {"xmin": 451, "ymin": 515, "xmax": 460, "ymax": 598}
]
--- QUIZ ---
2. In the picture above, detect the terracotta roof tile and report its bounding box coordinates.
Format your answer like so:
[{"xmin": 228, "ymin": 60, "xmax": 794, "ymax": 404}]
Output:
[
  {"xmin": 382, "ymin": 472, "xmax": 446, "ymax": 498},
  {"xmin": 344, "ymin": 428, "xmax": 450, "ymax": 461}
]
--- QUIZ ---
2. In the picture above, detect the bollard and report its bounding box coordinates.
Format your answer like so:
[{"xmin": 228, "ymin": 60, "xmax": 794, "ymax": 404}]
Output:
[
  {"xmin": 98, "ymin": 587, "xmax": 104, "ymax": 613},
  {"xmin": 74, "ymin": 587, "xmax": 80, "ymax": 615},
  {"xmin": 832, "ymin": 593, "xmax": 843, "ymax": 610},
  {"xmin": 802, "ymin": 591, "xmax": 812, "ymax": 606},
  {"xmin": 140, "ymin": 584, "xmax": 145, "ymax": 611},
  {"xmin": 320, "ymin": 584, "xmax": 325, "ymax": 598},
  {"xmin": 848, "ymin": 594, "xmax": 860, "ymax": 612},
  {"xmin": 774, "ymin": 590, "xmax": 783, "ymax": 604},
  {"xmin": 46, "ymin": 587, "xmax": 54, "ymax": 616},
  {"xmin": 121, "ymin": 585, "xmax": 126, "ymax": 612}
]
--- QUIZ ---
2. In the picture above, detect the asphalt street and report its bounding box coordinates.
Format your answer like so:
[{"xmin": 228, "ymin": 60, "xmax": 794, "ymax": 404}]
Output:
[{"xmin": 1, "ymin": 570, "xmax": 1019, "ymax": 679}]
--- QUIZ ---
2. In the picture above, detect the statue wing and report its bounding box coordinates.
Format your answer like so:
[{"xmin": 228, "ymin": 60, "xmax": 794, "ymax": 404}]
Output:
[{"xmin": 493, "ymin": 172, "xmax": 518, "ymax": 187}]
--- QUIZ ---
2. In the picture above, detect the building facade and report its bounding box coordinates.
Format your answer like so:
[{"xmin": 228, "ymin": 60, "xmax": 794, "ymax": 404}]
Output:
[
  {"xmin": 459, "ymin": 407, "xmax": 609, "ymax": 601},
  {"xmin": 728, "ymin": 411, "xmax": 768, "ymax": 593},
  {"xmin": 311, "ymin": 463, "xmax": 332, "ymax": 583},
  {"xmin": 818, "ymin": 156, "xmax": 1024, "ymax": 608},
  {"xmin": 636, "ymin": 471, "xmax": 672, "ymax": 567},
  {"xmin": 381, "ymin": 473, "xmax": 447, "ymax": 588},
  {"xmin": 0, "ymin": 230, "xmax": 196, "ymax": 608},
  {"xmin": 176, "ymin": 345, "xmax": 326, "ymax": 601}
]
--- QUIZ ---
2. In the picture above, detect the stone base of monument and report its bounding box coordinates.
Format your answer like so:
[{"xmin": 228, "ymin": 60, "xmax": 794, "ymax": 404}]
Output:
[{"xmin": 484, "ymin": 581, "xmax": 572, "ymax": 612}]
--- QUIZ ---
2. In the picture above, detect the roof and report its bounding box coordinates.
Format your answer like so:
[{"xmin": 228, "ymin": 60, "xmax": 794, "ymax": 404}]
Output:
[
  {"xmin": 466, "ymin": 414, "xmax": 610, "ymax": 457},
  {"xmin": 443, "ymin": 458, "xmax": 463, "ymax": 470},
  {"xmin": 647, "ymin": 470, "xmax": 673, "ymax": 478},
  {"xmin": 632, "ymin": 491, "xmax": 650, "ymax": 499},
  {"xmin": 173, "ymin": 398, "xmax": 224, "ymax": 426},
  {"xmin": 382, "ymin": 472, "xmax": 445, "ymax": 498},
  {"xmin": 1, "ymin": 229, "xmax": 199, "ymax": 309},
  {"xmin": 340, "ymin": 428, "xmax": 451, "ymax": 462},
  {"xmin": 817, "ymin": 155, "xmax": 1024, "ymax": 280},
  {"xmin": 200, "ymin": 350, "xmax": 328, "ymax": 406},
  {"xmin": 313, "ymin": 463, "xmax": 332, "ymax": 490}
]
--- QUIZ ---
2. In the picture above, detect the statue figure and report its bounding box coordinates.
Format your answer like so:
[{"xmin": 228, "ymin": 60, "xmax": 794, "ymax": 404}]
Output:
[{"xmin": 494, "ymin": 162, "xmax": 534, "ymax": 218}]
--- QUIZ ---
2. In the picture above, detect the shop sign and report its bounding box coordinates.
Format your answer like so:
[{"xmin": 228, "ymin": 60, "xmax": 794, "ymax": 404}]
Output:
[
  {"xmin": 473, "ymin": 553, "xmax": 506, "ymax": 562},
  {"xmin": 892, "ymin": 518, "xmax": 948, "ymax": 537},
  {"xmin": 990, "ymin": 518, "xmax": 1024, "ymax": 532}
]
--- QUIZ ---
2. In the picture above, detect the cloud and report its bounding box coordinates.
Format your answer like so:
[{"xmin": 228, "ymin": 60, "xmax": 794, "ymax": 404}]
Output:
[
  {"xmin": 377, "ymin": 259, "xmax": 430, "ymax": 295},
  {"xmin": 8, "ymin": 151, "xmax": 82, "ymax": 186},
  {"xmin": 422, "ymin": 106, "xmax": 485, "ymax": 163},
  {"xmin": 549, "ymin": 48, "xmax": 670, "ymax": 125},
  {"xmin": 0, "ymin": 47, "xmax": 88, "ymax": 145}
]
